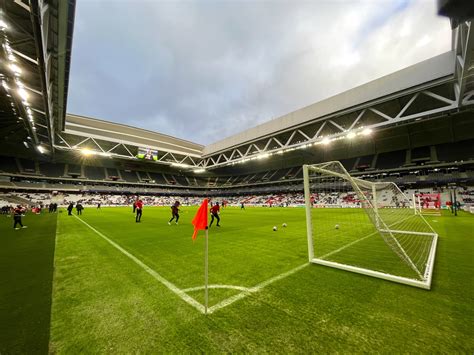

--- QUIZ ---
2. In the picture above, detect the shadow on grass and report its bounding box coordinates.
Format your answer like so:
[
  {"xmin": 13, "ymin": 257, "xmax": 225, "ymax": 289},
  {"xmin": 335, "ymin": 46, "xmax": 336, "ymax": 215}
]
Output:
[{"xmin": 0, "ymin": 212, "xmax": 57, "ymax": 354}]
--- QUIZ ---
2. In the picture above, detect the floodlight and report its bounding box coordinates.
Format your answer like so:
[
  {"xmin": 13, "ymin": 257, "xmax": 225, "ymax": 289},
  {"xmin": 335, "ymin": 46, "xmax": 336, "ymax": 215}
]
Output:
[
  {"xmin": 322, "ymin": 137, "xmax": 331, "ymax": 145},
  {"xmin": 99, "ymin": 152, "xmax": 111, "ymax": 157},
  {"xmin": 194, "ymin": 168, "xmax": 206, "ymax": 173},
  {"xmin": 362, "ymin": 128, "xmax": 373, "ymax": 136},
  {"xmin": 346, "ymin": 131, "xmax": 356, "ymax": 139},
  {"xmin": 171, "ymin": 162, "xmax": 191, "ymax": 168},
  {"xmin": 9, "ymin": 64, "xmax": 21, "ymax": 74},
  {"xmin": 17, "ymin": 88, "xmax": 28, "ymax": 100},
  {"xmin": 81, "ymin": 148, "xmax": 95, "ymax": 156},
  {"xmin": 37, "ymin": 145, "xmax": 45, "ymax": 154},
  {"xmin": 0, "ymin": 19, "xmax": 8, "ymax": 30},
  {"xmin": 257, "ymin": 153, "xmax": 270, "ymax": 159}
]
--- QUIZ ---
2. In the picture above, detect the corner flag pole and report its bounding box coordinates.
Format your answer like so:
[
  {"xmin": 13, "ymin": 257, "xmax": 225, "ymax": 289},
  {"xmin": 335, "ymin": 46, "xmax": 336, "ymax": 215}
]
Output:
[{"xmin": 204, "ymin": 227, "xmax": 209, "ymax": 314}]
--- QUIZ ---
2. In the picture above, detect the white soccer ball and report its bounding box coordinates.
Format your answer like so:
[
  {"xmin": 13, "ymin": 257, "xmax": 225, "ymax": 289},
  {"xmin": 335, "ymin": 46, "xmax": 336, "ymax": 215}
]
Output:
[
  {"xmin": 282, "ymin": 223, "xmax": 287, "ymax": 228},
  {"xmin": 273, "ymin": 226, "xmax": 278, "ymax": 231},
  {"xmin": 335, "ymin": 224, "xmax": 340, "ymax": 229}
]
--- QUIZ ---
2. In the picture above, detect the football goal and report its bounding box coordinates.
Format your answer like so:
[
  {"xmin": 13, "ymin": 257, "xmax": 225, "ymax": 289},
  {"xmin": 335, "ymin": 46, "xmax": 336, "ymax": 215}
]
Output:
[{"xmin": 303, "ymin": 162, "xmax": 438, "ymax": 289}]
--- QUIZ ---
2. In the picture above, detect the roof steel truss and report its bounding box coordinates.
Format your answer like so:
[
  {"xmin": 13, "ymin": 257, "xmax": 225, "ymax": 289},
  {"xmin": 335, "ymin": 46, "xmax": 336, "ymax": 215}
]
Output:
[
  {"xmin": 202, "ymin": 81, "xmax": 465, "ymax": 169},
  {"xmin": 54, "ymin": 132, "xmax": 205, "ymax": 168}
]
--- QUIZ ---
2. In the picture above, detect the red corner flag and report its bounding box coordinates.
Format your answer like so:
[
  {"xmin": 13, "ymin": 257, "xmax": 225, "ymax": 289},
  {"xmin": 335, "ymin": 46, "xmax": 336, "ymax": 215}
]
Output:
[{"xmin": 192, "ymin": 198, "xmax": 208, "ymax": 240}]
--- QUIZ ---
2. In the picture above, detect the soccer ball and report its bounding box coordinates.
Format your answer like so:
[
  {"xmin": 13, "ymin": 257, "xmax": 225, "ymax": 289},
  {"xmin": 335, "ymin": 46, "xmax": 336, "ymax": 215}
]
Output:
[
  {"xmin": 335, "ymin": 224, "xmax": 340, "ymax": 229},
  {"xmin": 273, "ymin": 226, "xmax": 278, "ymax": 231},
  {"xmin": 282, "ymin": 223, "xmax": 287, "ymax": 228}
]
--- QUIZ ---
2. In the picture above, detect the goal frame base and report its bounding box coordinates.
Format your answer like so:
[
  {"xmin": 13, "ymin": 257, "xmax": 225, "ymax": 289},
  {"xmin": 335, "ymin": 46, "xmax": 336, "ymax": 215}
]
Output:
[{"xmin": 310, "ymin": 258, "xmax": 432, "ymax": 289}]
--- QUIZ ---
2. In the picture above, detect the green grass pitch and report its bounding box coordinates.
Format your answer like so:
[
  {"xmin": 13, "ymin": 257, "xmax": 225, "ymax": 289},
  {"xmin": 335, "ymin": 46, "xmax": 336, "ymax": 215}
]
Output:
[{"xmin": 1, "ymin": 206, "xmax": 473, "ymax": 353}]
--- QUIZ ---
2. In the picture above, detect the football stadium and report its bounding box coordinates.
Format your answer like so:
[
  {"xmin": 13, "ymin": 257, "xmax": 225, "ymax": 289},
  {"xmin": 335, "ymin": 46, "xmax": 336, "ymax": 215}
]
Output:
[{"xmin": 1, "ymin": 0, "xmax": 473, "ymax": 353}]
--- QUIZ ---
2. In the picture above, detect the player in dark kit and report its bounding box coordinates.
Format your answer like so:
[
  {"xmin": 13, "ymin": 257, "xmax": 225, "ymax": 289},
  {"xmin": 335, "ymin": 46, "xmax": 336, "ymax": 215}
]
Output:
[
  {"xmin": 135, "ymin": 199, "xmax": 143, "ymax": 222},
  {"xmin": 209, "ymin": 202, "xmax": 221, "ymax": 227},
  {"xmin": 76, "ymin": 203, "xmax": 84, "ymax": 215},
  {"xmin": 168, "ymin": 201, "xmax": 180, "ymax": 225},
  {"xmin": 13, "ymin": 205, "xmax": 27, "ymax": 230},
  {"xmin": 67, "ymin": 202, "xmax": 74, "ymax": 215}
]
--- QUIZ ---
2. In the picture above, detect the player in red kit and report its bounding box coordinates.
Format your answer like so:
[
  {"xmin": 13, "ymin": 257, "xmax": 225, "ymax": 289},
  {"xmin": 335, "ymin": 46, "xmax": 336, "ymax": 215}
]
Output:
[
  {"xmin": 135, "ymin": 199, "xmax": 143, "ymax": 222},
  {"xmin": 209, "ymin": 202, "xmax": 221, "ymax": 227}
]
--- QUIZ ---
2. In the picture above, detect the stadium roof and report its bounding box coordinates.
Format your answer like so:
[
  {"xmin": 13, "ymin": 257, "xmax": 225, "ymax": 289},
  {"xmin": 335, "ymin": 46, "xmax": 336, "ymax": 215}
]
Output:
[
  {"xmin": 203, "ymin": 51, "xmax": 455, "ymax": 156},
  {"xmin": 0, "ymin": 0, "xmax": 75, "ymax": 152},
  {"xmin": 1, "ymin": 1, "xmax": 473, "ymax": 171}
]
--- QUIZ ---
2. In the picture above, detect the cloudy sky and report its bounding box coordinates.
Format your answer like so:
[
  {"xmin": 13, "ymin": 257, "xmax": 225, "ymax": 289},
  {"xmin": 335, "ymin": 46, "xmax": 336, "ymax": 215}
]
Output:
[{"xmin": 67, "ymin": 0, "xmax": 451, "ymax": 145}]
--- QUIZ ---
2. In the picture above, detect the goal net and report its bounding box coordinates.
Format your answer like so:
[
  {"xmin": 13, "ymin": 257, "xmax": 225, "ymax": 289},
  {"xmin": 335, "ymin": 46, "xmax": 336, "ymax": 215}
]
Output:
[{"xmin": 303, "ymin": 162, "xmax": 438, "ymax": 289}]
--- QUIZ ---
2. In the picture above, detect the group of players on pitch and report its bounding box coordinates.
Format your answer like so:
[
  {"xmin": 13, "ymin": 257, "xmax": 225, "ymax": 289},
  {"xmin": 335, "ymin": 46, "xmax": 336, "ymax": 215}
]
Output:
[{"xmin": 131, "ymin": 199, "xmax": 223, "ymax": 227}]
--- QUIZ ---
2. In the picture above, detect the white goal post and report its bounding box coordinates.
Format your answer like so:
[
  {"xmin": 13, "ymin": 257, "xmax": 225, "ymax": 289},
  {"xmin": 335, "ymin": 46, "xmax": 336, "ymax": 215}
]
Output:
[{"xmin": 303, "ymin": 162, "xmax": 438, "ymax": 290}]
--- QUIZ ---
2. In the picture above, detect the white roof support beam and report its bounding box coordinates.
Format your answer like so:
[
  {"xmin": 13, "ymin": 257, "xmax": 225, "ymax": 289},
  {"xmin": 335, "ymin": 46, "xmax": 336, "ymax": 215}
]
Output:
[{"xmin": 454, "ymin": 21, "xmax": 474, "ymax": 106}]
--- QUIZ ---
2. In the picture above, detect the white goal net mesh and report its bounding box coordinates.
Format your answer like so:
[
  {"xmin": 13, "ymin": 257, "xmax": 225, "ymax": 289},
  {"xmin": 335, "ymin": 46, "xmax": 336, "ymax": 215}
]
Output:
[{"xmin": 303, "ymin": 162, "xmax": 438, "ymax": 289}]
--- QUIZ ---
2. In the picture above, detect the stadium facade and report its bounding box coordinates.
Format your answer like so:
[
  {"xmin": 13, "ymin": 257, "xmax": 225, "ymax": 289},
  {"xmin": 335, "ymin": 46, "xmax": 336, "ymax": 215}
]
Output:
[{"xmin": 0, "ymin": 0, "xmax": 473, "ymax": 201}]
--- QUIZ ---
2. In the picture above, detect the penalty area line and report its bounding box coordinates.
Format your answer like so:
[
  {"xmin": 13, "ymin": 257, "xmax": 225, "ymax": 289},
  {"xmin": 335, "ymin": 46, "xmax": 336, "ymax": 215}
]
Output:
[{"xmin": 72, "ymin": 215, "xmax": 205, "ymax": 314}]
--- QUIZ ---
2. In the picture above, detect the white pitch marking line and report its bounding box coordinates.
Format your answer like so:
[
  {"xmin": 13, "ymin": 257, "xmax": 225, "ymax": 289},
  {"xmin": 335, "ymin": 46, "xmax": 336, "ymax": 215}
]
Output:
[
  {"xmin": 182, "ymin": 285, "xmax": 250, "ymax": 293},
  {"xmin": 72, "ymin": 215, "xmax": 205, "ymax": 314},
  {"xmin": 207, "ymin": 263, "xmax": 309, "ymax": 314}
]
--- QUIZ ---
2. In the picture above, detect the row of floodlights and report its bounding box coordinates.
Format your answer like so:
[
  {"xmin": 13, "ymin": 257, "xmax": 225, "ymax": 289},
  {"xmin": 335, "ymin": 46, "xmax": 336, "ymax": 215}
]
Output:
[
  {"xmin": 230, "ymin": 128, "xmax": 373, "ymax": 165},
  {"xmin": 76, "ymin": 148, "xmax": 207, "ymax": 173},
  {"xmin": 0, "ymin": 18, "xmax": 36, "ymax": 132}
]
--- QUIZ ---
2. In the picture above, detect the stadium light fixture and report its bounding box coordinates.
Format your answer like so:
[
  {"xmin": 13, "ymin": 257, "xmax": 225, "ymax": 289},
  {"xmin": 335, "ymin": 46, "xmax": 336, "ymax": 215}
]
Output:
[
  {"xmin": 36, "ymin": 145, "xmax": 45, "ymax": 154},
  {"xmin": 0, "ymin": 19, "xmax": 8, "ymax": 30},
  {"xmin": 257, "ymin": 153, "xmax": 270, "ymax": 159},
  {"xmin": 194, "ymin": 168, "xmax": 206, "ymax": 173},
  {"xmin": 9, "ymin": 64, "xmax": 21, "ymax": 75},
  {"xmin": 346, "ymin": 131, "xmax": 356, "ymax": 139},
  {"xmin": 99, "ymin": 152, "xmax": 111, "ymax": 157},
  {"xmin": 81, "ymin": 148, "xmax": 95, "ymax": 156},
  {"xmin": 17, "ymin": 88, "xmax": 28, "ymax": 101},
  {"xmin": 322, "ymin": 137, "xmax": 331, "ymax": 145},
  {"xmin": 362, "ymin": 128, "xmax": 373, "ymax": 136},
  {"xmin": 2, "ymin": 80, "xmax": 10, "ymax": 91},
  {"xmin": 171, "ymin": 162, "xmax": 191, "ymax": 168}
]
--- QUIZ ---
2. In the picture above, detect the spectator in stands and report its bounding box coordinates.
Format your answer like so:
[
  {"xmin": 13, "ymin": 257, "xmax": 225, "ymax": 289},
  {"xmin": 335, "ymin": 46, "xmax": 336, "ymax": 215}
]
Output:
[
  {"xmin": 13, "ymin": 205, "xmax": 27, "ymax": 230},
  {"xmin": 168, "ymin": 201, "xmax": 180, "ymax": 225},
  {"xmin": 135, "ymin": 199, "xmax": 143, "ymax": 222},
  {"xmin": 209, "ymin": 202, "xmax": 221, "ymax": 227},
  {"xmin": 76, "ymin": 203, "xmax": 84, "ymax": 215},
  {"xmin": 67, "ymin": 202, "xmax": 74, "ymax": 216}
]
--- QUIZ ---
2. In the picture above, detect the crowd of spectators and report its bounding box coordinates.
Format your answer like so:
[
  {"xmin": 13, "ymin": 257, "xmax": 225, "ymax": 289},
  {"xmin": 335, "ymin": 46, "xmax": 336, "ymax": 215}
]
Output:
[{"xmin": 1, "ymin": 187, "xmax": 473, "ymax": 212}]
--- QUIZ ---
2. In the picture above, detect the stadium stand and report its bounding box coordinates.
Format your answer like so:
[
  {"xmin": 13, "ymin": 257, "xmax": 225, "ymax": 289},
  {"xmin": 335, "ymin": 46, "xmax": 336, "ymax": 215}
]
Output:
[{"xmin": 0, "ymin": 157, "xmax": 19, "ymax": 174}]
